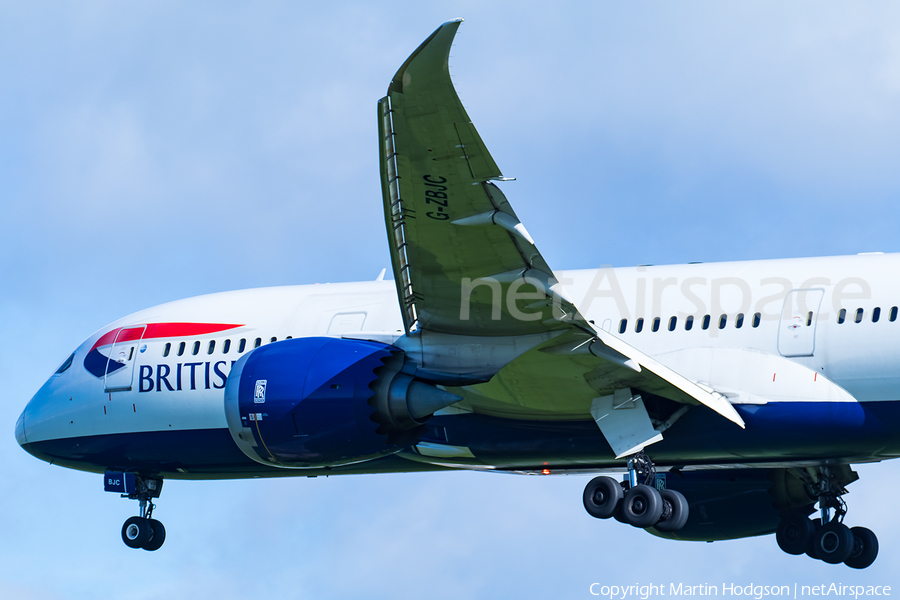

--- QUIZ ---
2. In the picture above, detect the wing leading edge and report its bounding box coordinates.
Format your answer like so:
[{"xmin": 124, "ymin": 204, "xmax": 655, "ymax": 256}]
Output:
[{"xmin": 377, "ymin": 21, "xmax": 744, "ymax": 452}]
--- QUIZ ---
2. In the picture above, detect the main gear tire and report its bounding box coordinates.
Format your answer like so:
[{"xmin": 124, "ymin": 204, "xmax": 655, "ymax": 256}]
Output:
[
  {"xmin": 776, "ymin": 513, "xmax": 815, "ymax": 556},
  {"xmin": 583, "ymin": 476, "xmax": 624, "ymax": 520},
  {"xmin": 844, "ymin": 527, "xmax": 878, "ymax": 570},
  {"xmin": 813, "ymin": 521, "xmax": 855, "ymax": 565},
  {"xmin": 620, "ymin": 484, "xmax": 663, "ymax": 528},
  {"xmin": 655, "ymin": 489, "xmax": 689, "ymax": 532}
]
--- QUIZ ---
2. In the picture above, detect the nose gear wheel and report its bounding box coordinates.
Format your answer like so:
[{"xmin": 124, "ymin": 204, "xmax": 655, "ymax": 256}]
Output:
[{"xmin": 117, "ymin": 475, "xmax": 166, "ymax": 551}]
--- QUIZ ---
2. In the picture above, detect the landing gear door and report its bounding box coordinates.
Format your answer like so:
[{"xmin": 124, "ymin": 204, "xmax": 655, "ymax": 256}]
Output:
[
  {"xmin": 777, "ymin": 289, "xmax": 824, "ymax": 357},
  {"xmin": 104, "ymin": 326, "xmax": 147, "ymax": 392}
]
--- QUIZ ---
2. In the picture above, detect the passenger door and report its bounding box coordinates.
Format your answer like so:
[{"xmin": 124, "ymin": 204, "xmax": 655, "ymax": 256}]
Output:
[{"xmin": 777, "ymin": 289, "xmax": 824, "ymax": 357}]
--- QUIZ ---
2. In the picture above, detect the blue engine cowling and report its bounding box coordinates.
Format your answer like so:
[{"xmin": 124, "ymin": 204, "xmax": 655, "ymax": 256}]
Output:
[{"xmin": 224, "ymin": 337, "xmax": 460, "ymax": 468}]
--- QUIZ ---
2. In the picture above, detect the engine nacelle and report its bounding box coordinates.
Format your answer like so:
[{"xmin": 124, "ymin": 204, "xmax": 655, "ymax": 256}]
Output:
[
  {"xmin": 647, "ymin": 469, "xmax": 816, "ymax": 542},
  {"xmin": 224, "ymin": 337, "xmax": 460, "ymax": 468}
]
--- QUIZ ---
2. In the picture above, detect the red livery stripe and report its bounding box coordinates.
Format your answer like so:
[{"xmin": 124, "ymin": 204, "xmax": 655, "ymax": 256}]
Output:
[{"xmin": 91, "ymin": 323, "xmax": 244, "ymax": 351}]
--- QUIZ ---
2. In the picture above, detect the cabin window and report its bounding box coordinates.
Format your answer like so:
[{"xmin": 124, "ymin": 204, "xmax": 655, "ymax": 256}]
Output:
[
  {"xmin": 668, "ymin": 316, "xmax": 677, "ymax": 331},
  {"xmin": 891, "ymin": 307, "xmax": 898, "ymax": 322},
  {"xmin": 718, "ymin": 314, "xmax": 727, "ymax": 329},
  {"xmin": 635, "ymin": 318, "xmax": 644, "ymax": 333},
  {"xmin": 177, "ymin": 341, "xmax": 186, "ymax": 356},
  {"xmin": 618, "ymin": 319, "xmax": 627, "ymax": 334},
  {"xmin": 685, "ymin": 315, "xmax": 694, "ymax": 331},
  {"xmin": 286, "ymin": 335, "xmax": 293, "ymax": 339},
  {"xmin": 752, "ymin": 313, "xmax": 761, "ymax": 328},
  {"xmin": 838, "ymin": 309, "xmax": 846, "ymax": 324},
  {"xmin": 223, "ymin": 339, "xmax": 231, "ymax": 354},
  {"xmin": 702, "ymin": 314, "xmax": 711, "ymax": 330},
  {"xmin": 254, "ymin": 338, "xmax": 262, "ymax": 349},
  {"xmin": 652, "ymin": 317, "xmax": 661, "ymax": 332},
  {"xmin": 872, "ymin": 307, "xmax": 881, "ymax": 323},
  {"xmin": 735, "ymin": 313, "xmax": 744, "ymax": 329},
  {"xmin": 163, "ymin": 343, "xmax": 171, "ymax": 357},
  {"xmin": 855, "ymin": 308, "xmax": 864, "ymax": 323},
  {"xmin": 238, "ymin": 338, "xmax": 246, "ymax": 353},
  {"xmin": 806, "ymin": 311, "xmax": 813, "ymax": 326},
  {"xmin": 207, "ymin": 340, "xmax": 215, "ymax": 355},
  {"xmin": 192, "ymin": 341, "xmax": 200, "ymax": 356},
  {"xmin": 270, "ymin": 337, "xmax": 278, "ymax": 343}
]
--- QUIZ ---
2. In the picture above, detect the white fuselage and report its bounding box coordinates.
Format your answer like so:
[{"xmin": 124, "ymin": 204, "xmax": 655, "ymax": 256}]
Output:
[{"xmin": 17, "ymin": 253, "xmax": 900, "ymax": 475}]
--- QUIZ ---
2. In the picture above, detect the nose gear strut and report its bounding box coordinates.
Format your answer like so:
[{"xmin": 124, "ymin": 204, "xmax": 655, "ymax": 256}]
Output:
[{"xmin": 106, "ymin": 472, "xmax": 166, "ymax": 551}]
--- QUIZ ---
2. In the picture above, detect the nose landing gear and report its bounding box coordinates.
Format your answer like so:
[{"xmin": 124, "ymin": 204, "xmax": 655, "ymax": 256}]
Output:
[
  {"xmin": 775, "ymin": 466, "xmax": 877, "ymax": 569},
  {"xmin": 121, "ymin": 492, "xmax": 166, "ymax": 551},
  {"xmin": 105, "ymin": 472, "xmax": 166, "ymax": 551}
]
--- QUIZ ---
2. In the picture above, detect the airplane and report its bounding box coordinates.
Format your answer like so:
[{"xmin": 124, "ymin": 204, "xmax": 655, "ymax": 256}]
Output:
[{"xmin": 16, "ymin": 19, "xmax": 900, "ymax": 569}]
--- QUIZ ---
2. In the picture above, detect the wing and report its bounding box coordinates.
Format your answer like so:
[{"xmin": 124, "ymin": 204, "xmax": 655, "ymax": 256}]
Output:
[
  {"xmin": 379, "ymin": 19, "xmax": 571, "ymax": 338},
  {"xmin": 377, "ymin": 21, "xmax": 744, "ymax": 447}
]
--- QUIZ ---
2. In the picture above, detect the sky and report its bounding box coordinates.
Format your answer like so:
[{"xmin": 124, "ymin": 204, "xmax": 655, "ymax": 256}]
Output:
[{"xmin": 2, "ymin": 2, "xmax": 900, "ymax": 598}]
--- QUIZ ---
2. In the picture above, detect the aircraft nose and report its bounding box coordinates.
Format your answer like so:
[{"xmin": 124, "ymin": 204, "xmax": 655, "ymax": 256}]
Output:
[{"xmin": 15, "ymin": 410, "xmax": 27, "ymax": 447}]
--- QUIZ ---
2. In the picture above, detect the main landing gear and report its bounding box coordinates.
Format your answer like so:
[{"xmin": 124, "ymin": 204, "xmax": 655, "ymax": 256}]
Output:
[
  {"xmin": 775, "ymin": 467, "xmax": 877, "ymax": 569},
  {"xmin": 114, "ymin": 474, "xmax": 166, "ymax": 551},
  {"xmin": 582, "ymin": 452, "xmax": 688, "ymax": 532}
]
